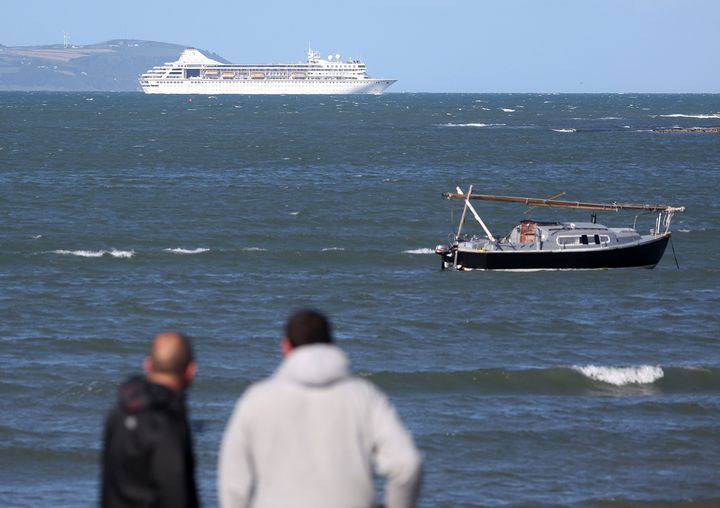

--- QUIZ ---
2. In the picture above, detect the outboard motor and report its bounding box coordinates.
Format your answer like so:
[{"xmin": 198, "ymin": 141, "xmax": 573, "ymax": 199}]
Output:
[{"xmin": 435, "ymin": 245, "xmax": 452, "ymax": 270}]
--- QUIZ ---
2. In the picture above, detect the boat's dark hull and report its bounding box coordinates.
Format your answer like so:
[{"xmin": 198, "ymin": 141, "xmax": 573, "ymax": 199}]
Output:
[{"xmin": 442, "ymin": 234, "xmax": 671, "ymax": 270}]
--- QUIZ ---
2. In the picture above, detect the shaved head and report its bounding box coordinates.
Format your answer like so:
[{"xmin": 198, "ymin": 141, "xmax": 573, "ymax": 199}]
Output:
[{"xmin": 150, "ymin": 331, "xmax": 194, "ymax": 377}]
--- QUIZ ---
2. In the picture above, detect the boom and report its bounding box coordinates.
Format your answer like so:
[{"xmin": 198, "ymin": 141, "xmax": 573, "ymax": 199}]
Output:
[{"xmin": 442, "ymin": 192, "xmax": 685, "ymax": 213}]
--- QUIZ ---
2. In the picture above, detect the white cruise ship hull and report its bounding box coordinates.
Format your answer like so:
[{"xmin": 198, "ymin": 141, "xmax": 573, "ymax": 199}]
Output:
[
  {"xmin": 139, "ymin": 47, "xmax": 396, "ymax": 95},
  {"xmin": 141, "ymin": 78, "xmax": 395, "ymax": 95}
]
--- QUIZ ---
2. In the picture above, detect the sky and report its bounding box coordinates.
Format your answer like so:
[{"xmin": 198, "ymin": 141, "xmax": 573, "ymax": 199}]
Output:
[{"xmin": 2, "ymin": 0, "xmax": 718, "ymax": 93}]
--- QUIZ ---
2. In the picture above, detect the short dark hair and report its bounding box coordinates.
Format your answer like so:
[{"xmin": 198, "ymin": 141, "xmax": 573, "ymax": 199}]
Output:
[
  {"xmin": 285, "ymin": 309, "xmax": 333, "ymax": 348},
  {"xmin": 151, "ymin": 332, "xmax": 194, "ymax": 376}
]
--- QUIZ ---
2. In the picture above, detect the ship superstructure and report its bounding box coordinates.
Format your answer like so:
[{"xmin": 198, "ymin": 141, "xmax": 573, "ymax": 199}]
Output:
[{"xmin": 139, "ymin": 48, "xmax": 395, "ymax": 95}]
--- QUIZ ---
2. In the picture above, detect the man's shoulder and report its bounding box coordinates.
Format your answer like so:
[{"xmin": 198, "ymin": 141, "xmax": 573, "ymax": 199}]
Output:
[{"xmin": 105, "ymin": 395, "xmax": 184, "ymax": 439}]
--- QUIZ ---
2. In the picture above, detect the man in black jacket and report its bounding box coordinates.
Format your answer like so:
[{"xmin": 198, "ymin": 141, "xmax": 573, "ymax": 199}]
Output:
[{"xmin": 101, "ymin": 331, "xmax": 200, "ymax": 507}]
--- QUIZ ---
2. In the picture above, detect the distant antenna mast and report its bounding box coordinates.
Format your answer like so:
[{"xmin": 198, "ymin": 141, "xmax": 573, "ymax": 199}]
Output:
[{"xmin": 63, "ymin": 32, "xmax": 70, "ymax": 49}]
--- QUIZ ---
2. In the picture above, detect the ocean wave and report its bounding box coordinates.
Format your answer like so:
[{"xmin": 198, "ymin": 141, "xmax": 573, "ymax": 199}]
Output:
[
  {"xmin": 403, "ymin": 248, "xmax": 435, "ymax": 254},
  {"xmin": 499, "ymin": 108, "xmax": 516, "ymax": 112},
  {"xmin": 51, "ymin": 249, "xmax": 135, "ymax": 258},
  {"xmin": 437, "ymin": 123, "xmax": 506, "ymax": 128},
  {"xmin": 363, "ymin": 366, "xmax": 720, "ymax": 395},
  {"xmin": 163, "ymin": 248, "xmax": 210, "ymax": 255},
  {"xmin": 552, "ymin": 128, "xmax": 576, "ymax": 133},
  {"xmin": 241, "ymin": 247, "xmax": 267, "ymax": 252},
  {"xmin": 657, "ymin": 113, "xmax": 720, "ymax": 119},
  {"xmin": 321, "ymin": 247, "xmax": 345, "ymax": 252},
  {"xmin": 572, "ymin": 365, "xmax": 663, "ymax": 386}
]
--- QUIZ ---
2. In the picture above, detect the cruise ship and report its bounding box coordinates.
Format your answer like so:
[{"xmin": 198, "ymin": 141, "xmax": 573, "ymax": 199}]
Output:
[{"xmin": 139, "ymin": 48, "xmax": 396, "ymax": 95}]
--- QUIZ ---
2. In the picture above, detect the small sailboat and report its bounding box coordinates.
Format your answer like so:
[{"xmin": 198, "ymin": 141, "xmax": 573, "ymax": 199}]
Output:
[{"xmin": 436, "ymin": 186, "xmax": 685, "ymax": 271}]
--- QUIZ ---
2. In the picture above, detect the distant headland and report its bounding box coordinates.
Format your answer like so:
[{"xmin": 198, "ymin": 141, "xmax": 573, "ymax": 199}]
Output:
[{"xmin": 0, "ymin": 40, "xmax": 226, "ymax": 92}]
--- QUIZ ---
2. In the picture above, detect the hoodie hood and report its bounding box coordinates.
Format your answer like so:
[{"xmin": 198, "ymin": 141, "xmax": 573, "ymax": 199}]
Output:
[
  {"xmin": 117, "ymin": 375, "xmax": 185, "ymax": 415},
  {"xmin": 275, "ymin": 343, "xmax": 351, "ymax": 387}
]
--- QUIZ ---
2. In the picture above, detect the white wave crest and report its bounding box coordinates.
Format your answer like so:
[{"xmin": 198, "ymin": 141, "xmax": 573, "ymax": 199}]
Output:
[
  {"xmin": 52, "ymin": 249, "xmax": 135, "ymax": 258},
  {"xmin": 552, "ymin": 128, "xmax": 576, "ymax": 133},
  {"xmin": 500, "ymin": 108, "xmax": 516, "ymax": 112},
  {"xmin": 321, "ymin": 247, "xmax": 345, "ymax": 252},
  {"xmin": 403, "ymin": 248, "xmax": 435, "ymax": 254},
  {"xmin": 438, "ymin": 123, "xmax": 505, "ymax": 128},
  {"xmin": 241, "ymin": 247, "xmax": 267, "ymax": 252},
  {"xmin": 163, "ymin": 248, "xmax": 210, "ymax": 255},
  {"xmin": 53, "ymin": 249, "xmax": 104, "ymax": 257},
  {"xmin": 659, "ymin": 113, "xmax": 720, "ymax": 119},
  {"xmin": 108, "ymin": 249, "xmax": 135, "ymax": 258},
  {"xmin": 573, "ymin": 365, "xmax": 664, "ymax": 386}
]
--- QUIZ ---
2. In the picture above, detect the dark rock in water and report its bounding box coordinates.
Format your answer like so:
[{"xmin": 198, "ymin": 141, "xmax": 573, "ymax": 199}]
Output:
[
  {"xmin": 654, "ymin": 126, "xmax": 720, "ymax": 133},
  {"xmin": 0, "ymin": 39, "xmax": 227, "ymax": 92}
]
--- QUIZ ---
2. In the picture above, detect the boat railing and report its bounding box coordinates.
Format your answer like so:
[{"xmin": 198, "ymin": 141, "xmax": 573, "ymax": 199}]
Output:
[{"xmin": 445, "ymin": 187, "xmax": 685, "ymax": 238}]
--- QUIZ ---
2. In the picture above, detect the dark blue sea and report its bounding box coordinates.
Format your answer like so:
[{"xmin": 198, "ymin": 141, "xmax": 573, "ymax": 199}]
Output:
[{"xmin": 1, "ymin": 92, "xmax": 719, "ymax": 507}]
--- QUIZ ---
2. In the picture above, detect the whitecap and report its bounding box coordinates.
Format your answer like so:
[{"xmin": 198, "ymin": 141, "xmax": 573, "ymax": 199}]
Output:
[
  {"xmin": 289, "ymin": 211, "xmax": 300, "ymax": 216},
  {"xmin": 500, "ymin": 108, "xmax": 516, "ymax": 112},
  {"xmin": 31, "ymin": 234, "xmax": 43, "ymax": 239},
  {"xmin": 403, "ymin": 248, "xmax": 435, "ymax": 255},
  {"xmin": 573, "ymin": 365, "xmax": 664, "ymax": 386},
  {"xmin": 52, "ymin": 249, "xmax": 105, "ymax": 258},
  {"xmin": 552, "ymin": 128, "xmax": 576, "ymax": 133},
  {"xmin": 658, "ymin": 113, "xmax": 720, "ymax": 119},
  {"xmin": 108, "ymin": 249, "xmax": 135, "ymax": 258},
  {"xmin": 241, "ymin": 247, "xmax": 267, "ymax": 252},
  {"xmin": 163, "ymin": 248, "xmax": 210, "ymax": 255},
  {"xmin": 321, "ymin": 247, "xmax": 345, "ymax": 252},
  {"xmin": 438, "ymin": 123, "xmax": 505, "ymax": 128},
  {"xmin": 52, "ymin": 249, "xmax": 135, "ymax": 259}
]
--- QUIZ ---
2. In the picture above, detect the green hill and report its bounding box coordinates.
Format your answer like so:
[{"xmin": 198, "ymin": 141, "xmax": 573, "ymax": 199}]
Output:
[{"xmin": 0, "ymin": 40, "xmax": 228, "ymax": 92}]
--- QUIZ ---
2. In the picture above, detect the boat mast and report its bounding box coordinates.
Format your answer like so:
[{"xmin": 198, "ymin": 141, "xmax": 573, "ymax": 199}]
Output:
[{"xmin": 462, "ymin": 188, "xmax": 495, "ymax": 242}]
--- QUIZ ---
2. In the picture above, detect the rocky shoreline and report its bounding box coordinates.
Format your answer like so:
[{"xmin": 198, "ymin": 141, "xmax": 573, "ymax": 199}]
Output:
[{"xmin": 653, "ymin": 126, "xmax": 720, "ymax": 133}]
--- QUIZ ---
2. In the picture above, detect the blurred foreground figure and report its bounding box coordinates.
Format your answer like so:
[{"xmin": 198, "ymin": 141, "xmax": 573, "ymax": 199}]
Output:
[
  {"xmin": 101, "ymin": 331, "xmax": 199, "ymax": 508},
  {"xmin": 219, "ymin": 310, "xmax": 422, "ymax": 508}
]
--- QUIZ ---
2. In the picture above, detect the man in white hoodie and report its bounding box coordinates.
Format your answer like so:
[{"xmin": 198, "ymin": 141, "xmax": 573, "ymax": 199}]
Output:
[{"xmin": 218, "ymin": 309, "xmax": 422, "ymax": 508}]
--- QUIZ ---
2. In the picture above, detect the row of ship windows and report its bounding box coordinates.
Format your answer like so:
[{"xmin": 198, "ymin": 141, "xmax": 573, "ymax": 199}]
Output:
[
  {"xmin": 177, "ymin": 71, "xmax": 365, "ymax": 74},
  {"xmin": 165, "ymin": 66, "xmax": 365, "ymax": 71},
  {"xmin": 162, "ymin": 77, "xmax": 363, "ymax": 81},
  {"xmin": 155, "ymin": 81, "xmax": 368, "ymax": 85},
  {"xmin": 556, "ymin": 234, "xmax": 611, "ymax": 246},
  {"xmin": 164, "ymin": 73, "xmax": 362, "ymax": 78}
]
